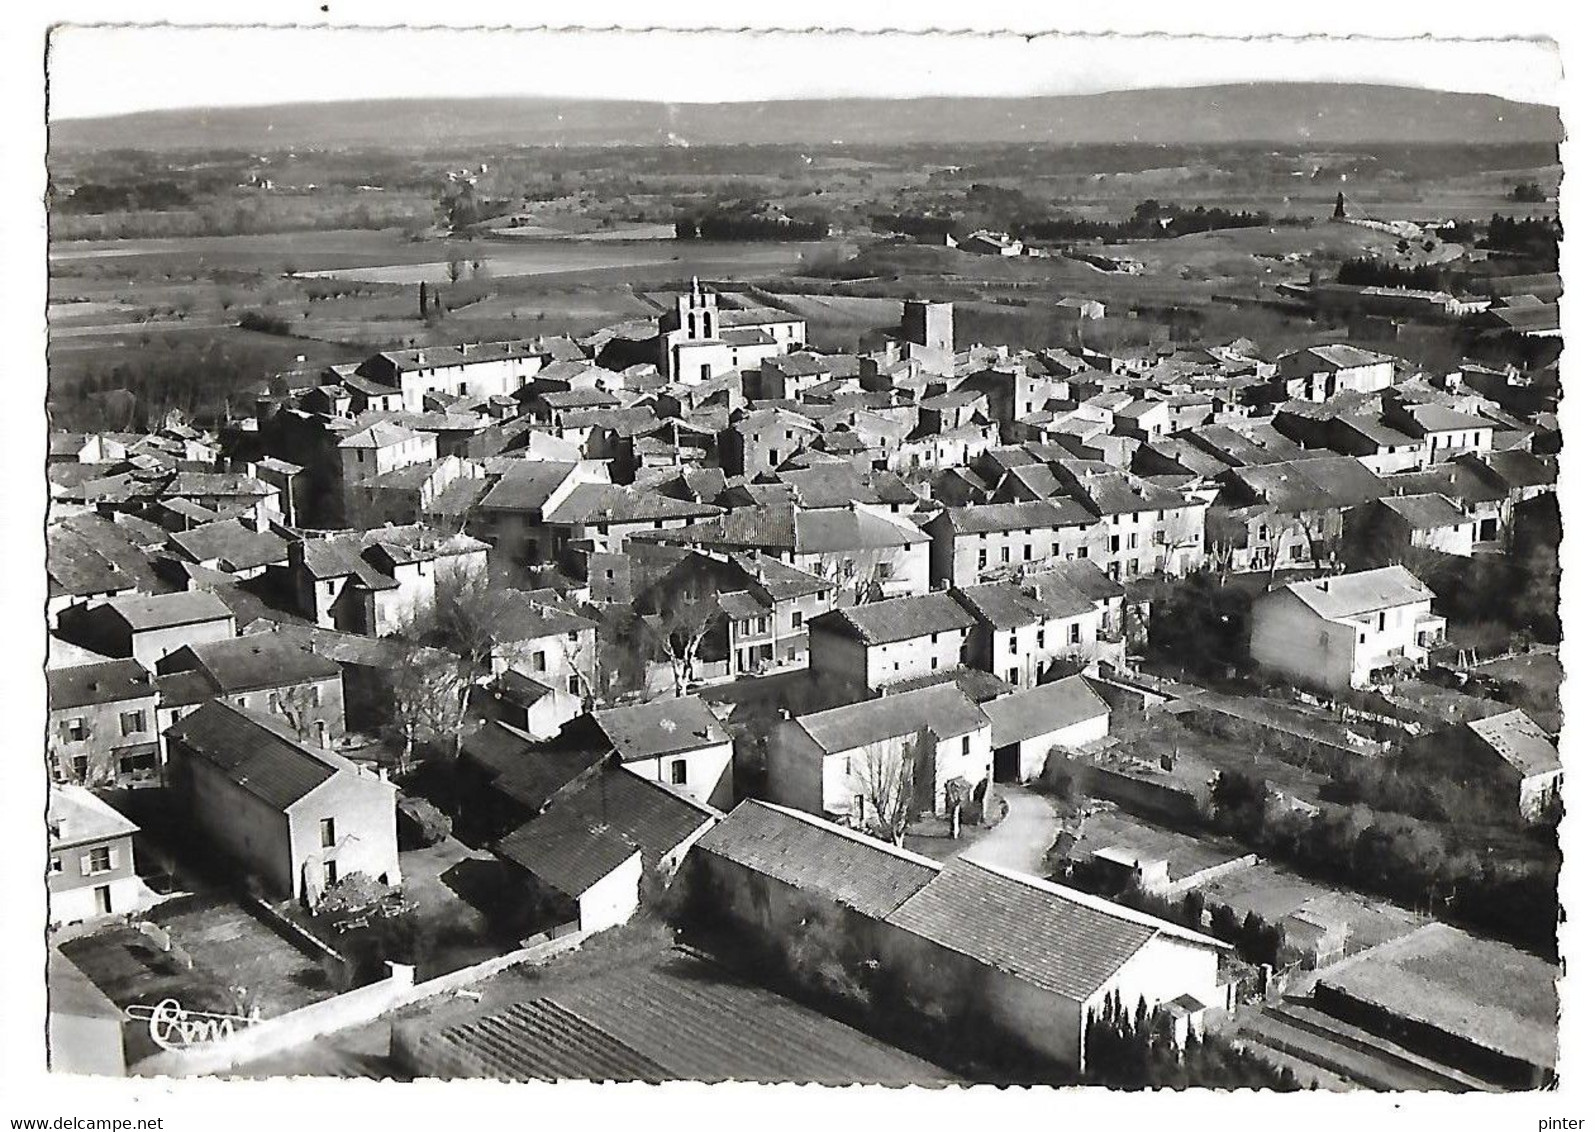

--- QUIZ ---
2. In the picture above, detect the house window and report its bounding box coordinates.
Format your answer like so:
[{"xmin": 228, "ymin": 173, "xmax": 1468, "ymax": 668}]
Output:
[
  {"xmin": 49, "ymin": 857, "xmax": 62, "ymax": 875},
  {"xmin": 1069, "ymin": 623, "xmax": 1081, "ymax": 645},
  {"xmin": 961, "ymin": 736, "xmax": 971, "ymax": 757},
  {"xmin": 670, "ymin": 759, "xmax": 688, "ymax": 785},
  {"xmin": 61, "ymin": 717, "xmax": 88, "ymax": 743},
  {"xmin": 71, "ymin": 755, "xmax": 89, "ymax": 781},
  {"xmin": 568, "ymin": 675, "xmax": 581, "ymax": 696},
  {"xmin": 1377, "ymin": 611, "xmax": 1387, "ymax": 632},
  {"xmin": 931, "ymin": 656, "xmax": 940, "ymax": 670},
  {"xmin": 320, "ymin": 818, "xmax": 336, "ymax": 848},
  {"xmin": 311, "ymin": 684, "xmax": 323, "ymax": 707},
  {"xmin": 86, "ymin": 846, "xmax": 112, "ymax": 875},
  {"xmin": 533, "ymin": 651, "xmax": 547, "ymax": 672},
  {"xmin": 323, "ymin": 860, "xmax": 339, "ymax": 889},
  {"xmin": 119, "ymin": 710, "xmax": 146, "ymax": 737},
  {"xmin": 791, "ymin": 611, "xmax": 803, "ymax": 629}
]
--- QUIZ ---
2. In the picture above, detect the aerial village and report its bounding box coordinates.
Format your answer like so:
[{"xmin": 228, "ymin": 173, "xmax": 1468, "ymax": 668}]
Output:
[{"xmin": 44, "ymin": 264, "xmax": 1561, "ymax": 1088}]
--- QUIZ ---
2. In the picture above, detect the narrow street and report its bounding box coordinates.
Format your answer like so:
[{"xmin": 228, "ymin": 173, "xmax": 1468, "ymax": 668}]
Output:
[{"xmin": 959, "ymin": 784, "xmax": 1064, "ymax": 877}]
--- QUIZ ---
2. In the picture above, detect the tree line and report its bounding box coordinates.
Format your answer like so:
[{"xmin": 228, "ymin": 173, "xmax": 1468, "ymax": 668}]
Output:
[{"xmin": 675, "ymin": 211, "xmax": 830, "ymax": 241}]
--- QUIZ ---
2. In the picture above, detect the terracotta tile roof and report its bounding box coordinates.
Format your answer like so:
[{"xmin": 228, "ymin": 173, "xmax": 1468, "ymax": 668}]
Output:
[
  {"xmin": 106, "ymin": 590, "xmax": 233, "ymax": 633},
  {"xmin": 794, "ymin": 683, "xmax": 988, "ymax": 755},
  {"xmin": 47, "ymin": 659, "xmax": 156, "ymax": 710},
  {"xmin": 164, "ymin": 700, "xmax": 360, "ymax": 811},
  {"xmin": 811, "ymin": 592, "xmax": 973, "ymax": 646},
  {"xmin": 982, "ymin": 676, "xmax": 1110, "ymax": 748},
  {"xmin": 594, "ymin": 696, "xmax": 729, "ymax": 761},
  {"xmin": 1278, "ymin": 565, "xmax": 1433, "ymax": 621},
  {"xmin": 694, "ymin": 800, "xmax": 938, "ymax": 918},
  {"xmin": 886, "ymin": 859, "xmax": 1221, "ymax": 1002}
]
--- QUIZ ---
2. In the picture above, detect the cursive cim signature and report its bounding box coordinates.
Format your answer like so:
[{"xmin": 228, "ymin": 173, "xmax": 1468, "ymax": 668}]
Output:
[{"xmin": 124, "ymin": 998, "xmax": 262, "ymax": 1051}]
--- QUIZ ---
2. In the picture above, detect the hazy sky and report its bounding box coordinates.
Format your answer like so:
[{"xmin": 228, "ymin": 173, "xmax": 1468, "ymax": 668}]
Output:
[{"xmin": 48, "ymin": 25, "xmax": 1562, "ymax": 120}]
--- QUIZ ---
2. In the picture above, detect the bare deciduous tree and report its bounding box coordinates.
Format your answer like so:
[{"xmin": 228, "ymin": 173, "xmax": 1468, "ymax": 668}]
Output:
[
  {"xmin": 270, "ymin": 683, "xmax": 325, "ymax": 747},
  {"xmin": 849, "ymin": 733, "xmax": 925, "ymax": 847},
  {"xmin": 636, "ymin": 578, "xmax": 724, "ymax": 697},
  {"xmin": 384, "ymin": 648, "xmax": 465, "ymax": 775},
  {"xmin": 395, "ymin": 564, "xmax": 514, "ymax": 776}
]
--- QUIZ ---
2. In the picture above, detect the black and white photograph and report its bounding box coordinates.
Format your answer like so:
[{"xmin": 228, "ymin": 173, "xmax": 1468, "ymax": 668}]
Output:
[{"xmin": 3, "ymin": 4, "xmax": 1588, "ymax": 1121}]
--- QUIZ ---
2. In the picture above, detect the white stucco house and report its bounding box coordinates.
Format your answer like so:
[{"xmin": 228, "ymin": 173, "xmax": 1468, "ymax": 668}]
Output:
[{"xmin": 1249, "ymin": 565, "xmax": 1446, "ymax": 693}]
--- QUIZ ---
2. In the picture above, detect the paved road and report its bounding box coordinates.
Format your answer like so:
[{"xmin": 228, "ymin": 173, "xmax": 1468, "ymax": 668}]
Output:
[{"xmin": 959, "ymin": 784, "xmax": 1064, "ymax": 877}]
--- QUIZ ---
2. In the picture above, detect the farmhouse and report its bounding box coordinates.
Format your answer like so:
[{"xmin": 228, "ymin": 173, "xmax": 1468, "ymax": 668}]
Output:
[
  {"xmin": 806, "ymin": 591, "xmax": 975, "ymax": 693},
  {"xmin": 494, "ymin": 763, "xmax": 718, "ymax": 933},
  {"xmin": 881, "ymin": 859, "xmax": 1231, "ymax": 1072},
  {"xmin": 46, "ymin": 659, "xmax": 161, "ymax": 788},
  {"xmin": 164, "ymin": 700, "xmax": 400, "ymax": 901},
  {"xmin": 982, "ymin": 674, "xmax": 1111, "ymax": 782},
  {"xmin": 1274, "ymin": 345, "xmax": 1397, "ymax": 402},
  {"xmin": 766, "ymin": 682, "xmax": 992, "ymax": 823},
  {"xmin": 1249, "ymin": 566, "xmax": 1446, "ymax": 692},
  {"xmin": 154, "ymin": 634, "xmax": 347, "ymax": 745},
  {"xmin": 925, "ymin": 500, "xmax": 1102, "ymax": 588},
  {"xmin": 593, "ymin": 696, "xmax": 735, "ymax": 809},
  {"xmin": 47, "ymin": 786, "xmax": 144, "ymax": 927},
  {"xmin": 71, "ymin": 590, "xmax": 237, "ymax": 668},
  {"xmin": 354, "ymin": 340, "xmax": 547, "ymax": 413}
]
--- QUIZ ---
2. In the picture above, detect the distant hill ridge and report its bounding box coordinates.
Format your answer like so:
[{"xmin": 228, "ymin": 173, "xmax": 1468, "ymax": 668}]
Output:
[{"xmin": 50, "ymin": 83, "xmax": 1562, "ymax": 151}]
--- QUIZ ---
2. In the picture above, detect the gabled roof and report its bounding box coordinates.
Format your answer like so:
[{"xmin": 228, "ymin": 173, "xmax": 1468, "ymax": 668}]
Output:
[
  {"xmin": 1227, "ymin": 456, "xmax": 1386, "ymax": 512},
  {"xmin": 495, "ymin": 803, "xmax": 640, "ymax": 898},
  {"xmin": 693, "ymin": 800, "xmax": 938, "ymax": 918},
  {"xmin": 543, "ymin": 484, "xmax": 722, "ymax": 527},
  {"xmin": 1478, "ymin": 450, "xmax": 1557, "ymax": 490},
  {"xmin": 1064, "ymin": 469, "xmax": 1191, "ymax": 516},
  {"xmin": 1382, "ymin": 461, "xmax": 1505, "ymax": 508},
  {"xmin": 48, "ymin": 785, "xmax": 139, "ymax": 848},
  {"xmin": 1399, "ymin": 403, "xmax": 1497, "ymax": 434},
  {"xmin": 793, "ymin": 683, "xmax": 988, "ymax": 755},
  {"xmin": 47, "ymin": 659, "xmax": 156, "ymax": 710},
  {"xmin": 939, "ymin": 500, "xmax": 1096, "ymax": 536},
  {"xmin": 1282, "ymin": 344, "xmax": 1394, "ymax": 371},
  {"xmin": 462, "ymin": 719, "xmax": 609, "ymax": 812},
  {"xmin": 105, "ymin": 590, "xmax": 233, "ymax": 633},
  {"xmin": 594, "ymin": 696, "xmax": 730, "ymax": 761},
  {"xmin": 810, "ymin": 592, "xmax": 974, "ymax": 646},
  {"xmin": 47, "ymin": 530, "xmax": 135, "ymax": 598},
  {"xmin": 164, "ymin": 700, "xmax": 373, "ymax": 811},
  {"xmin": 1466, "ymin": 709, "xmax": 1560, "ymax": 778},
  {"xmin": 476, "ymin": 461, "xmax": 581, "ymax": 513},
  {"xmin": 338, "ymin": 421, "xmax": 426, "ymax": 449},
  {"xmin": 885, "ymin": 858, "xmax": 1225, "ymax": 1002},
  {"xmin": 157, "ymin": 635, "xmax": 341, "ymax": 694},
  {"xmin": 1276, "ymin": 565, "xmax": 1434, "ymax": 621},
  {"xmin": 497, "ymin": 765, "xmax": 716, "ymax": 888},
  {"xmin": 775, "ymin": 465, "xmax": 917, "ymax": 509},
  {"xmin": 167, "ymin": 522, "xmax": 289, "ymax": 572},
  {"xmin": 982, "ymin": 676, "xmax": 1110, "ymax": 748},
  {"xmin": 1377, "ymin": 493, "xmax": 1469, "ymax": 530}
]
